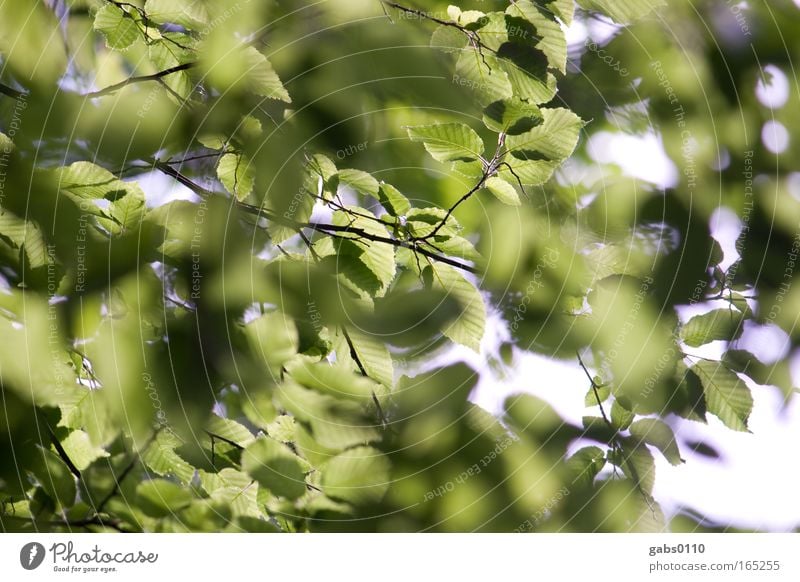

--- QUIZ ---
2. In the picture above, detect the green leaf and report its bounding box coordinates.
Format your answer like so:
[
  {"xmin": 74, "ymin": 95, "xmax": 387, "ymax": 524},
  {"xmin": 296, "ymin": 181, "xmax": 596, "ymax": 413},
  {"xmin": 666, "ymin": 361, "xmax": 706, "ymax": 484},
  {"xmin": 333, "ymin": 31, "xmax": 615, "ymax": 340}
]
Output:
[
  {"xmin": 53, "ymin": 162, "xmax": 146, "ymax": 234},
  {"xmin": 506, "ymin": 107, "xmax": 584, "ymax": 163},
  {"xmin": 680, "ymin": 309, "xmax": 745, "ymax": 347},
  {"xmin": 242, "ymin": 436, "xmax": 307, "ymax": 499},
  {"xmin": 217, "ymin": 153, "xmax": 255, "ymax": 201},
  {"xmin": 199, "ymin": 468, "xmax": 260, "ymax": 518},
  {"xmin": 245, "ymin": 311, "xmax": 299, "ymax": 371},
  {"xmin": 338, "ymin": 168, "xmax": 380, "ymax": 198},
  {"xmin": 0, "ymin": 210, "xmax": 49, "ymax": 268},
  {"xmin": 141, "ymin": 431, "xmax": 196, "ymax": 484},
  {"xmin": 277, "ymin": 381, "xmax": 380, "ymax": 451},
  {"xmin": 144, "ymin": 0, "xmax": 209, "ymax": 29},
  {"xmin": 428, "ymin": 263, "xmax": 486, "ymax": 351},
  {"xmin": 576, "ymin": 0, "xmax": 665, "ymax": 24},
  {"xmin": 430, "ymin": 25, "xmax": 467, "ymax": 52},
  {"xmin": 0, "ymin": 131, "xmax": 12, "ymax": 151},
  {"xmin": 630, "ymin": 418, "xmax": 683, "ymax": 466},
  {"xmin": 378, "ymin": 183, "xmax": 411, "ymax": 216},
  {"xmin": 137, "ymin": 478, "xmax": 194, "ymax": 518},
  {"xmin": 266, "ymin": 415, "xmax": 297, "ymax": 444},
  {"xmin": 204, "ymin": 45, "xmax": 291, "ymax": 102},
  {"xmin": 34, "ymin": 448, "xmax": 76, "ymax": 508},
  {"xmin": 566, "ymin": 446, "xmax": 606, "ymax": 488},
  {"xmin": 691, "ymin": 361, "xmax": 753, "ymax": 432},
  {"xmin": 407, "ymin": 123, "xmax": 484, "ymax": 163},
  {"xmin": 547, "ymin": 0, "xmax": 575, "ymax": 25},
  {"xmin": 446, "ymin": 6, "xmax": 488, "ymax": 30},
  {"xmin": 332, "ymin": 207, "xmax": 396, "ymax": 297},
  {"xmin": 496, "ymin": 41, "xmax": 557, "ymax": 104},
  {"xmin": 288, "ymin": 361, "xmax": 379, "ymax": 402},
  {"xmin": 506, "ymin": 1, "xmax": 568, "ymax": 73},
  {"xmin": 58, "ymin": 430, "xmax": 109, "ymax": 471},
  {"xmin": 206, "ymin": 414, "xmax": 256, "ymax": 448},
  {"xmin": 610, "ymin": 399, "xmax": 635, "ymax": 431},
  {"xmin": 93, "ymin": 4, "xmax": 140, "ymax": 51},
  {"xmin": 615, "ymin": 438, "xmax": 656, "ymax": 496},
  {"xmin": 308, "ymin": 154, "xmax": 339, "ymax": 201},
  {"xmin": 429, "ymin": 235, "xmax": 482, "ymax": 263},
  {"xmin": 485, "ymin": 176, "xmax": 521, "ymax": 205},
  {"xmin": 148, "ymin": 37, "xmax": 194, "ymax": 99},
  {"xmin": 320, "ymin": 446, "xmax": 390, "ymax": 505},
  {"xmin": 482, "ymin": 98, "xmax": 542, "ymax": 134},
  {"xmin": 345, "ymin": 328, "xmax": 394, "ymax": 388},
  {"xmin": 454, "ymin": 48, "xmax": 513, "ymax": 105},
  {"xmin": 406, "ymin": 207, "xmax": 461, "ymax": 238},
  {"xmin": 585, "ymin": 383, "xmax": 611, "ymax": 407},
  {"xmin": 497, "ymin": 156, "xmax": 558, "ymax": 185},
  {"xmin": 585, "ymin": 243, "xmax": 652, "ymax": 280}
]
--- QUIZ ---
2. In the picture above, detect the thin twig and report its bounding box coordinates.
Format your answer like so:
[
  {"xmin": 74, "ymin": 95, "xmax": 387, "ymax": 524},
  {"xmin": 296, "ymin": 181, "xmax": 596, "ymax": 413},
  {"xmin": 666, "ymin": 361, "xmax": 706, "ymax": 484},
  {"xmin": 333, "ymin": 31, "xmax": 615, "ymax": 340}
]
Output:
[{"xmin": 85, "ymin": 63, "xmax": 196, "ymax": 98}]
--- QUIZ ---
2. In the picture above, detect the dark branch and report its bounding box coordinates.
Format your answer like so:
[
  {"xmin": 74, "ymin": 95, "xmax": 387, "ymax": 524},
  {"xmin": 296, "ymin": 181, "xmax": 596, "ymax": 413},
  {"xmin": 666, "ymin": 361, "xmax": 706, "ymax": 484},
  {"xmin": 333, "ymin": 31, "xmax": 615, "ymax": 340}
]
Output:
[
  {"xmin": 152, "ymin": 160, "xmax": 479, "ymax": 274},
  {"xmin": 85, "ymin": 62, "xmax": 196, "ymax": 98},
  {"xmin": 0, "ymin": 83, "xmax": 26, "ymax": 100}
]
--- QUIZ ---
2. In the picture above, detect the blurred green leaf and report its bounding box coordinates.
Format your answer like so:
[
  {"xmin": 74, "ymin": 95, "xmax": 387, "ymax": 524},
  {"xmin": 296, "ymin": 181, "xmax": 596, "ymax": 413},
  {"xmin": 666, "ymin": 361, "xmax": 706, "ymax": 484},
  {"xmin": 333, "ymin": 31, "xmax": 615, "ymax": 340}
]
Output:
[{"xmin": 242, "ymin": 436, "xmax": 307, "ymax": 500}]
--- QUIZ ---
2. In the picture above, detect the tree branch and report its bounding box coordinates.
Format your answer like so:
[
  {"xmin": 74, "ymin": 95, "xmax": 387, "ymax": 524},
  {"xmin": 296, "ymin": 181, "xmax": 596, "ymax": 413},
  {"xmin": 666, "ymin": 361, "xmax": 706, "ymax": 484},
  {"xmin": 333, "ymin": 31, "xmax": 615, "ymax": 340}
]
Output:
[
  {"xmin": 85, "ymin": 62, "xmax": 196, "ymax": 99},
  {"xmin": 152, "ymin": 160, "xmax": 479, "ymax": 274},
  {"xmin": 0, "ymin": 82, "xmax": 26, "ymax": 100}
]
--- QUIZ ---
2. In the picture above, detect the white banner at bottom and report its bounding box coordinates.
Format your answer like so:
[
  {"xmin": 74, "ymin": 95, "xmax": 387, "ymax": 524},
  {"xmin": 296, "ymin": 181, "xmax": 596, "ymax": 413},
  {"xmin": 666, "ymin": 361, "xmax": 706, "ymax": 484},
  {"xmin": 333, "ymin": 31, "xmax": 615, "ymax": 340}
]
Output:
[{"xmin": 0, "ymin": 533, "xmax": 797, "ymax": 581}]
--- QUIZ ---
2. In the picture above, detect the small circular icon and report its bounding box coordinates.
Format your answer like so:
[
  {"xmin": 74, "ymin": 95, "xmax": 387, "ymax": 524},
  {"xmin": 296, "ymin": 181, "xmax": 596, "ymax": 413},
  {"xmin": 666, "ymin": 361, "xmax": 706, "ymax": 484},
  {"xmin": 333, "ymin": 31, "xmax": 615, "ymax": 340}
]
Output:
[{"xmin": 20, "ymin": 542, "xmax": 46, "ymax": 570}]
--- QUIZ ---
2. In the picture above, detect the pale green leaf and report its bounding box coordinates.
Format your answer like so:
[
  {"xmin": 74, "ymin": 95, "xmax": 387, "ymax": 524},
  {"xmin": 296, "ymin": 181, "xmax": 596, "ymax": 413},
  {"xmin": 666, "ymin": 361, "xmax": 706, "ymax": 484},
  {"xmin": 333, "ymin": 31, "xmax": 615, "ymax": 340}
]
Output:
[
  {"xmin": 630, "ymin": 418, "xmax": 683, "ymax": 466},
  {"xmin": 144, "ymin": 0, "xmax": 209, "ymax": 29},
  {"xmin": 204, "ymin": 45, "xmax": 290, "ymax": 102},
  {"xmin": 506, "ymin": 0, "xmax": 568, "ymax": 73},
  {"xmin": 378, "ymin": 183, "xmax": 411, "ymax": 216},
  {"xmin": 58, "ymin": 430, "xmax": 109, "ymax": 471},
  {"xmin": 277, "ymin": 381, "xmax": 381, "ymax": 451},
  {"xmin": 242, "ymin": 436, "xmax": 307, "ymax": 499},
  {"xmin": 137, "ymin": 478, "xmax": 194, "ymax": 517},
  {"xmin": 308, "ymin": 154, "xmax": 339, "ymax": 201},
  {"xmin": 93, "ymin": 4, "xmax": 140, "ymax": 51},
  {"xmin": 428, "ymin": 263, "xmax": 486, "ymax": 351},
  {"xmin": 611, "ymin": 399, "xmax": 634, "ymax": 430},
  {"xmin": 506, "ymin": 107, "xmax": 583, "ymax": 162},
  {"xmin": 547, "ymin": 0, "xmax": 575, "ymax": 25},
  {"xmin": 245, "ymin": 311, "xmax": 299, "ymax": 371},
  {"xmin": 446, "ymin": 6, "xmax": 487, "ymax": 29},
  {"xmin": 680, "ymin": 309, "xmax": 745, "ymax": 347},
  {"xmin": 141, "ymin": 430, "xmax": 196, "ymax": 484},
  {"xmin": 482, "ymin": 98, "xmax": 542, "ymax": 134},
  {"xmin": 34, "ymin": 448, "xmax": 76, "ymax": 508},
  {"xmin": 692, "ymin": 361, "xmax": 753, "ymax": 432},
  {"xmin": 206, "ymin": 414, "xmax": 256, "ymax": 448},
  {"xmin": 320, "ymin": 446, "xmax": 390, "ymax": 505},
  {"xmin": 338, "ymin": 168, "xmax": 380, "ymax": 198},
  {"xmin": 0, "ymin": 210, "xmax": 49, "ymax": 268},
  {"xmin": 497, "ymin": 156, "xmax": 558, "ymax": 185},
  {"xmin": 288, "ymin": 361, "xmax": 379, "ymax": 402},
  {"xmin": 485, "ymin": 176, "xmax": 521, "ymax": 205},
  {"xmin": 346, "ymin": 328, "xmax": 394, "ymax": 388},
  {"xmin": 217, "ymin": 153, "xmax": 255, "ymax": 201},
  {"xmin": 332, "ymin": 207, "xmax": 396, "ymax": 297},
  {"xmin": 0, "ymin": 131, "xmax": 13, "ymax": 151},
  {"xmin": 615, "ymin": 438, "xmax": 656, "ymax": 496},
  {"xmin": 496, "ymin": 42, "xmax": 558, "ymax": 104},
  {"xmin": 454, "ymin": 48, "xmax": 513, "ymax": 105},
  {"xmin": 576, "ymin": 0, "xmax": 665, "ymax": 24},
  {"xmin": 407, "ymin": 123, "xmax": 484, "ymax": 163},
  {"xmin": 566, "ymin": 446, "xmax": 606, "ymax": 488}
]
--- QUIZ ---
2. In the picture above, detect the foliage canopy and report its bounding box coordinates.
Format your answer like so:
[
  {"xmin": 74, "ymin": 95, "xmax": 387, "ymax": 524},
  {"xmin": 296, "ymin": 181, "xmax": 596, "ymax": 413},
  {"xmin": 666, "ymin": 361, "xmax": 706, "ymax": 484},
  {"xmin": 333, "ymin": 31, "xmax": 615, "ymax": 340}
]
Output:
[{"xmin": 0, "ymin": 0, "xmax": 796, "ymax": 532}]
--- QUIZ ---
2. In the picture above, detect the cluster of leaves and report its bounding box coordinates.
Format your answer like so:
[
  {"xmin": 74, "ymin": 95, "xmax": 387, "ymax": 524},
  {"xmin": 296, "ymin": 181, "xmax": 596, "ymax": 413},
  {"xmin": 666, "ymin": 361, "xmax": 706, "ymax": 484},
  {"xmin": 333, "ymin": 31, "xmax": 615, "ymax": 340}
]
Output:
[{"xmin": 0, "ymin": 0, "xmax": 794, "ymax": 533}]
